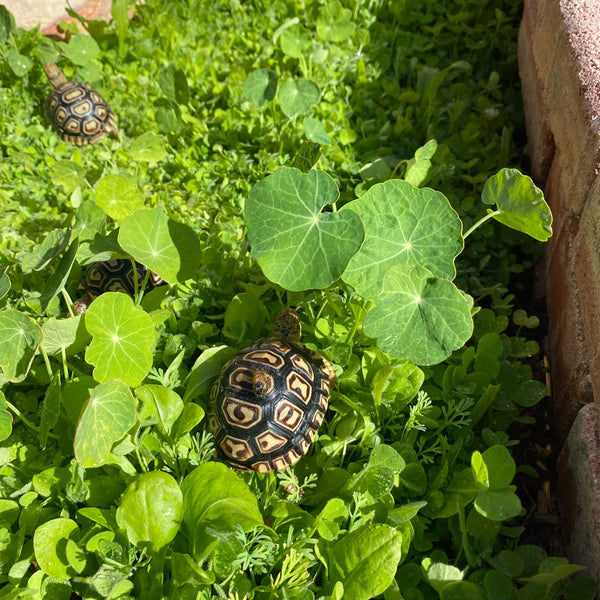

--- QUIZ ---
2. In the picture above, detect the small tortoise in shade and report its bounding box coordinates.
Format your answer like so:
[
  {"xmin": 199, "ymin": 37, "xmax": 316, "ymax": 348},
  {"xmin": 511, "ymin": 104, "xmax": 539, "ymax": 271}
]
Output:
[
  {"xmin": 208, "ymin": 309, "xmax": 336, "ymax": 473},
  {"xmin": 73, "ymin": 259, "xmax": 166, "ymax": 315},
  {"xmin": 44, "ymin": 62, "xmax": 118, "ymax": 145}
]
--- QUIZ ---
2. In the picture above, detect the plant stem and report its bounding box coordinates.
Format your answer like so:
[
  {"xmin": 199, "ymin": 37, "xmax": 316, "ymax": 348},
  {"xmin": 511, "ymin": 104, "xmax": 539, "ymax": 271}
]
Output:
[
  {"xmin": 462, "ymin": 210, "xmax": 502, "ymax": 240},
  {"xmin": 6, "ymin": 401, "xmax": 59, "ymax": 439}
]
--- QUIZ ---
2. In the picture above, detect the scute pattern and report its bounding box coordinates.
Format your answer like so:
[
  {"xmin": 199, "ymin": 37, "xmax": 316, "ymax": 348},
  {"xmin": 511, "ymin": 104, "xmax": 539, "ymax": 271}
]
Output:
[
  {"xmin": 45, "ymin": 76, "xmax": 118, "ymax": 146},
  {"xmin": 208, "ymin": 336, "xmax": 331, "ymax": 472}
]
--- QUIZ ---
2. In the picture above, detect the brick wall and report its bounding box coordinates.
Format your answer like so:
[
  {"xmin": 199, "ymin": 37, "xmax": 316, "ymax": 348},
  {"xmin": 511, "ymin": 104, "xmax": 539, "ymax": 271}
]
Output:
[{"xmin": 518, "ymin": 0, "xmax": 600, "ymax": 580}]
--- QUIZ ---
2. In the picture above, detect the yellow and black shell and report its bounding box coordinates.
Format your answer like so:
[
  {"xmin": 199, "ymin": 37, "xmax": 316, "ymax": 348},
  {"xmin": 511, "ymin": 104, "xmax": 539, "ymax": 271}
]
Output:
[
  {"xmin": 208, "ymin": 332, "xmax": 332, "ymax": 473},
  {"xmin": 74, "ymin": 259, "xmax": 165, "ymax": 315},
  {"xmin": 44, "ymin": 62, "xmax": 118, "ymax": 146}
]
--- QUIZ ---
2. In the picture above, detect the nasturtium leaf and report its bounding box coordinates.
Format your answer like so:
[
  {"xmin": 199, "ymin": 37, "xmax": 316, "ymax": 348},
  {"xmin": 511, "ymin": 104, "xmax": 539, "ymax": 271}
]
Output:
[
  {"xmin": 72, "ymin": 201, "xmax": 106, "ymax": 242},
  {"xmin": 159, "ymin": 64, "xmax": 190, "ymax": 105},
  {"xmin": 33, "ymin": 518, "xmax": 85, "ymax": 579},
  {"xmin": 94, "ymin": 174, "xmax": 144, "ymax": 221},
  {"xmin": 129, "ymin": 132, "xmax": 169, "ymax": 163},
  {"xmin": 243, "ymin": 69, "xmax": 278, "ymax": 106},
  {"xmin": 21, "ymin": 228, "xmax": 71, "ymax": 273},
  {"xmin": 303, "ymin": 117, "xmax": 331, "ymax": 144},
  {"xmin": 42, "ymin": 316, "xmax": 91, "ymax": 356},
  {"xmin": 0, "ymin": 391, "xmax": 12, "ymax": 441},
  {"xmin": 316, "ymin": 1, "xmax": 356, "ymax": 42},
  {"xmin": 50, "ymin": 161, "xmax": 86, "ymax": 194},
  {"xmin": 278, "ymin": 79, "xmax": 320, "ymax": 117},
  {"xmin": 245, "ymin": 168, "xmax": 364, "ymax": 291},
  {"xmin": 481, "ymin": 168, "xmax": 552, "ymax": 241},
  {"xmin": 74, "ymin": 379, "xmax": 136, "ymax": 468},
  {"xmin": 342, "ymin": 179, "xmax": 463, "ymax": 299},
  {"xmin": 0, "ymin": 310, "xmax": 43, "ymax": 382},
  {"xmin": 84, "ymin": 293, "xmax": 155, "ymax": 386},
  {"xmin": 7, "ymin": 50, "xmax": 32, "ymax": 77},
  {"xmin": 182, "ymin": 462, "xmax": 263, "ymax": 561},
  {"xmin": 280, "ymin": 24, "xmax": 312, "ymax": 58},
  {"xmin": 328, "ymin": 523, "xmax": 402, "ymax": 600},
  {"xmin": 63, "ymin": 35, "xmax": 101, "ymax": 66},
  {"xmin": 363, "ymin": 264, "xmax": 473, "ymax": 366},
  {"xmin": 116, "ymin": 471, "xmax": 183, "ymax": 551},
  {"xmin": 475, "ymin": 489, "xmax": 522, "ymax": 521},
  {"xmin": 118, "ymin": 207, "xmax": 201, "ymax": 284}
]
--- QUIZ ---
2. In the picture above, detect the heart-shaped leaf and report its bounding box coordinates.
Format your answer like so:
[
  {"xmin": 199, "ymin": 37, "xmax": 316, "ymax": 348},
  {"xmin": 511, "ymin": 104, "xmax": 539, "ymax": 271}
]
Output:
[
  {"xmin": 342, "ymin": 179, "xmax": 463, "ymax": 299},
  {"xmin": 278, "ymin": 79, "xmax": 320, "ymax": 117},
  {"xmin": 0, "ymin": 310, "xmax": 43, "ymax": 382},
  {"xmin": 481, "ymin": 168, "xmax": 552, "ymax": 241},
  {"xmin": 95, "ymin": 174, "xmax": 144, "ymax": 222},
  {"xmin": 84, "ymin": 292, "xmax": 155, "ymax": 386},
  {"xmin": 118, "ymin": 207, "xmax": 201, "ymax": 284},
  {"xmin": 116, "ymin": 471, "xmax": 183, "ymax": 551},
  {"xmin": 245, "ymin": 167, "xmax": 364, "ymax": 291},
  {"xmin": 363, "ymin": 263, "xmax": 473, "ymax": 366},
  {"xmin": 74, "ymin": 379, "xmax": 136, "ymax": 468}
]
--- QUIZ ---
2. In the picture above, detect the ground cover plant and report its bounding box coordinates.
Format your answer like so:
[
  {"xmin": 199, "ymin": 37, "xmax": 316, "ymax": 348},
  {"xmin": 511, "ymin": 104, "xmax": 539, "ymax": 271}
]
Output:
[{"xmin": 0, "ymin": 0, "xmax": 596, "ymax": 598}]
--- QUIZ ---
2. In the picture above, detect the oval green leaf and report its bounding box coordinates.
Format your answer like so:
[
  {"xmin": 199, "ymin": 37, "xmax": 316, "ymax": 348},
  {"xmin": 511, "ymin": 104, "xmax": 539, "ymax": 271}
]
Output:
[
  {"xmin": 475, "ymin": 489, "xmax": 522, "ymax": 522},
  {"xmin": 481, "ymin": 168, "xmax": 552, "ymax": 241},
  {"xmin": 280, "ymin": 24, "xmax": 312, "ymax": 58},
  {"xmin": 50, "ymin": 161, "xmax": 86, "ymax": 194},
  {"xmin": 328, "ymin": 523, "xmax": 403, "ymax": 600},
  {"xmin": 363, "ymin": 264, "xmax": 473, "ymax": 366},
  {"xmin": 118, "ymin": 207, "xmax": 201, "ymax": 284},
  {"xmin": 74, "ymin": 379, "xmax": 136, "ymax": 468},
  {"xmin": 95, "ymin": 174, "xmax": 144, "ymax": 221},
  {"xmin": 278, "ymin": 79, "xmax": 320, "ymax": 117},
  {"xmin": 342, "ymin": 179, "xmax": 463, "ymax": 299},
  {"xmin": 0, "ymin": 310, "xmax": 43, "ymax": 382},
  {"xmin": 129, "ymin": 132, "xmax": 169, "ymax": 163},
  {"xmin": 181, "ymin": 462, "xmax": 263, "ymax": 561},
  {"xmin": 245, "ymin": 167, "xmax": 364, "ymax": 291},
  {"xmin": 84, "ymin": 293, "xmax": 155, "ymax": 386},
  {"xmin": 116, "ymin": 471, "xmax": 183, "ymax": 551}
]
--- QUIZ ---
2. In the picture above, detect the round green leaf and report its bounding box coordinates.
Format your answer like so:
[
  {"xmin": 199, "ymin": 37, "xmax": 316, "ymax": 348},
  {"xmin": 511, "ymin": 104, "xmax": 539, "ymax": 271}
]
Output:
[
  {"xmin": 116, "ymin": 472, "xmax": 183, "ymax": 551},
  {"xmin": 363, "ymin": 264, "xmax": 473, "ymax": 366},
  {"xmin": 33, "ymin": 518, "xmax": 84, "ymax": 579},
  {"xmin": 50, "ymin": 160, "xmax": 86, "ymax": 194},
  {"xmin": 475, "ymin": 489, "xmax": 522, "ymax": 521},
  {"xmin": 63, "ymin": 35, "xmax": 101, "ymax": 66},
  {"xmin": 243, "ymin": 68, "xmax": 278, "ymax": 106},
  {"xmin": 481, "ymin": 168, "xmax": 552, "ymax": 241},
  {"xmin": 0, "ymin": 310, "xmax": 43, "ymax": 382},
  {"xmin": 280, "ymin": 24, "xmax": 312, "ymax": 58},
  {"xmin": 118, "ymin": 207, "xmax": 201, "ymax": 284},
  {"xmin": 303, "ymin": 117, "xmax": 331, "ymax": 144},
  {"xmin": 74, "ymin": 379, "xmax": 136, "ymax": 468},
  {"xmin": 245, "ymin": 167, "xmax": 364, "ymax": 291},
  {"xmin": 95, "ymin": 174, "xmax": 144, "ymax": 221},
  {"xmin": 342, "ymin": 179, "xmax": 463, "ymax": 299},
  {"xmin": 316, "ymin": 1, "xmax": 356, "ymax": 42},
  {"xmin": 129, "ymin": 132, "xmax": 169, "ymax": 163},
  {"xmin": 84, "ymin": 293, "xmax": 155, "ymax": 386},
  {"xmin": 7, "ymin": 50, "xmax": 32, "ymax": 77},
  {"xmin": 278, "ymin": 79, "xmax": 320, "ymax": 117},
  {"xmin": 328, "ymin": 523, "xmax": 403, "ymax": 600}
]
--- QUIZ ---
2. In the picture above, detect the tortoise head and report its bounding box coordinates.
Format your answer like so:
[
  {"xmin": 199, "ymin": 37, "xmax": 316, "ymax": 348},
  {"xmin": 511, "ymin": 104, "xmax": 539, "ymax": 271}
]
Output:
[
  {"xmin": 43, "ymin": 62, "xmax": 67, "ymax": 87},
  {"xmin": 273, "ymin": 308, "xmax": 302, "ymax": 343}
]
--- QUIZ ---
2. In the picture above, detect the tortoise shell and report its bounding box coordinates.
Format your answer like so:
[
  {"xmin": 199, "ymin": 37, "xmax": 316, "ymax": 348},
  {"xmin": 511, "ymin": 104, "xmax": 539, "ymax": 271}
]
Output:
[
  {"xmin": 208, "ymin": 311, "xmax": 333, "ymax": 473},
  {"xmin": 44, "ymin": 63, "xmax": 118, "ymax": 146},
  {"xmin": 74, "ymin": 259, "xmax": 165, "ymax": 315}
]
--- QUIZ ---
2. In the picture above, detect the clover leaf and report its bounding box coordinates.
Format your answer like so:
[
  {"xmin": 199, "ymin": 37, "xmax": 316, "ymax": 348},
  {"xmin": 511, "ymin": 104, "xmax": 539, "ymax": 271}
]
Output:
[
  {"xmin": 342, "ymin": 179, "xmax": 463, "ymax": 299},
  {"xmin": 363, "ymin": 263, "xmax": 473, "ymax": 366},
  {"xmin": 245, "ymin": 167, "xmax": 364, "ymax": 291},
  {"xmin": 84, "ymin": 292, "xmax": 155, "ymax": 386}
]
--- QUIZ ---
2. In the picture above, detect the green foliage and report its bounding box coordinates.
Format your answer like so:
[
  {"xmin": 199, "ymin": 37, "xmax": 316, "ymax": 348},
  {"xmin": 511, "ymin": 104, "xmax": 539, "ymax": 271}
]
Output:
[{"xmin": 0, "ymin": 0, "xmax": 591, "ymax": 598}]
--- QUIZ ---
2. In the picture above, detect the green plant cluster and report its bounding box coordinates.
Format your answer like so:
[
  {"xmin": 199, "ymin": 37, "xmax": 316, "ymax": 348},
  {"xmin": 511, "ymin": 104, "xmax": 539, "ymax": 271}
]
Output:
[{"xmin": 0, "ymin": 1, "xmax": 595, "ymax": 599}]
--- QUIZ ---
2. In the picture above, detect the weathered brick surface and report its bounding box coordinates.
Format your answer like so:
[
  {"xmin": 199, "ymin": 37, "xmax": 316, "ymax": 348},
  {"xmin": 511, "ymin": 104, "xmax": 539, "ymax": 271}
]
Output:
[{"xmin": 519, "ymin": 0, "xmax": 600, "ymax": 578}]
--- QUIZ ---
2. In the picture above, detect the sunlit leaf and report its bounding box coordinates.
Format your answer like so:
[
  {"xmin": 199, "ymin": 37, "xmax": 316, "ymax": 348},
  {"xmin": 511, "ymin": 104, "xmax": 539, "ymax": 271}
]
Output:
[
  {"xmin": 278, "ymin": 79, "xmax": 320, "ymax": 117},
  {"xmin": 63, "ymin": 35, "xmax": 101, "ymax": 66},
  {"xmin": 243, "ymin": 69, "xmax": 278, "ymax": 106},
  {"xmin": 129, "ymin": 132, "xmax": 169, "ymax": 163},
  {"xmin": 94, "ymin": 174, "xmax": 144, "ymax": 222},
  {"xmin": 316, "ymin": 1, "xmax": 356, "ymax": 42},
  {"xmin": 33, "ymin": 518, "xmax": 85, "ymax": 579},
  {"xmin": 0, "ymin": 311, "xmax": 43, "ymax": 382}
]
